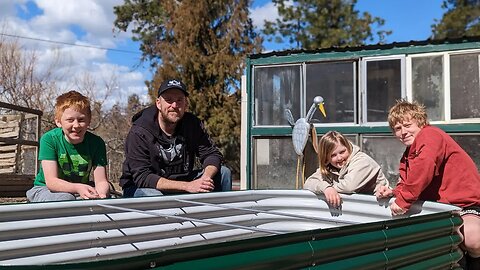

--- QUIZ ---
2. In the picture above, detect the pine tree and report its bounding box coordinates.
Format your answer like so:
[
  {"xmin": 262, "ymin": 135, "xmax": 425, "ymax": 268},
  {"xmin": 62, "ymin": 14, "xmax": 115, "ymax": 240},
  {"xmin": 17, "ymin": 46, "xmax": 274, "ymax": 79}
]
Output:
[
  {"xmin": 431, "ymin": 0, "xmax": 480, "ymax": 39},
  {"xmin": 114, "ymin": 0, "xmax": 262, "ymax": 177},
  {"xmin": 262, "ymin": 0, "xmax": 390, "ymax": 49}
]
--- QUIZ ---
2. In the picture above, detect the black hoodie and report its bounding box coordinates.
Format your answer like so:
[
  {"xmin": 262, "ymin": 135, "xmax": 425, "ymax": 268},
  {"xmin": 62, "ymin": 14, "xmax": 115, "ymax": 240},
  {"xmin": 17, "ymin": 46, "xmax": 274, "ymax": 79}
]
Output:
[{"xmin": 119, "ymin": 105, "xmax": 223, "ymax": 189}]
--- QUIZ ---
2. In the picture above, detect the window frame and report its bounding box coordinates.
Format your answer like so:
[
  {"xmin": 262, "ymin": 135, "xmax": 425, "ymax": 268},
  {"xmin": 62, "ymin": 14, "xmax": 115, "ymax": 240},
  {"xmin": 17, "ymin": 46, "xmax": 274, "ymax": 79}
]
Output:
[
  {"xmin": 252, "ymin": 63, "xmax": 303, "ymax": 127},
  {"xmin": 360, "ymin": 55, "xmax": 406, "ymax": 126}
]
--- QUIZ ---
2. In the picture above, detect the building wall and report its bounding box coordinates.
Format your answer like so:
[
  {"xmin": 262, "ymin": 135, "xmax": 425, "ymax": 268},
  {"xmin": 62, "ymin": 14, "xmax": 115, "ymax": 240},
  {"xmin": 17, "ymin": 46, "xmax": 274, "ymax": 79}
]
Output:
[{"xmin": 245, "ymin": 39, "xmax": 480, "ymax": 189}]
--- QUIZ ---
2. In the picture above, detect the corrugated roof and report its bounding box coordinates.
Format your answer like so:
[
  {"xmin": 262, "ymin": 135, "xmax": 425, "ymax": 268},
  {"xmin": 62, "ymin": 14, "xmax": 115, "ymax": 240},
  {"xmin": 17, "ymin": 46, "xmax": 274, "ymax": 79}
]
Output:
[{"xmin": 249, "ymin": 35, "xmax": 480, "ymax": 59}]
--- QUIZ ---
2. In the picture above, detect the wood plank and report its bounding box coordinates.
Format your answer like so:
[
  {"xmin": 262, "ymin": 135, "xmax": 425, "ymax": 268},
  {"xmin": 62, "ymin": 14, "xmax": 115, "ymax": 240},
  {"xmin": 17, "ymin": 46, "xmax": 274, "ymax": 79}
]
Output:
[
  {"xmin": 0, "ymin": 176, "xmax": 33, "ymax": 197},
  {"xmin": 0, "ymin": 158, "xmax": 16, "ymax": 165},
  {"xmin": 0, "ymin": 152, "xmax": 16, "ymax": 159},
  {"xmin": 0, "ymin": 131, "xmax": 20, "ymax": 138},
  {"xmin": 1, "ymin": 185, "xmax": 33, "ymax": 191},
  {"xmin": 0, "ymin": 145, "xmax": 18, "ymax": 151},
  {"xmin": 0, "ymin": 121, "xmax": 20, "ymax": 128},
  {"xmin": 0, "ymin": 101, "xmax": 43, "ymax": 115},
  {"xmin": 0, "ymin": 168, "xmax": 15, "ymax": 174},
  {"xmin": 0, "ymin": 190, "xmax": 30, "ymax": 197},
  {"xmin": 0, "ymin": 174, "xmax": 34, "ymax": 181}
]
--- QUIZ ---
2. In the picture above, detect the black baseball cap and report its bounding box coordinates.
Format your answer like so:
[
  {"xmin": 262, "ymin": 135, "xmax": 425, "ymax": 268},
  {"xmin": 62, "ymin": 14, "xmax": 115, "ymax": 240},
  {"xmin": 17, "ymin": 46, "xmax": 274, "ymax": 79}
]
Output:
[{"xmin": 157, "ymin": 79, "xmax": 189, "ymax": 97}]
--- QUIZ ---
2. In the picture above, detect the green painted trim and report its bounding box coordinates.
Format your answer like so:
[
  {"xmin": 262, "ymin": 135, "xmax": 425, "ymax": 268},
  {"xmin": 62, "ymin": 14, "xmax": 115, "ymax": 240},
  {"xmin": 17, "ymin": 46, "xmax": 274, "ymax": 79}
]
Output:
[
  {"xmin": 250, "ymin": 123, "xmax": 480, "ymax": 136},
  {"xmin": 156, "ymin": 216, "xmax": 461, "ymax": 270},
  {"xmin": 397, "ymin": 249, "xmax": 463, "ymax": 270},
  {"xmin": 249, "ymin": 41, "xmax": 480, "ymax": 66},
  {"xmin": 435, "ymin": 123, "xmax": 480, "ymax": 132}
]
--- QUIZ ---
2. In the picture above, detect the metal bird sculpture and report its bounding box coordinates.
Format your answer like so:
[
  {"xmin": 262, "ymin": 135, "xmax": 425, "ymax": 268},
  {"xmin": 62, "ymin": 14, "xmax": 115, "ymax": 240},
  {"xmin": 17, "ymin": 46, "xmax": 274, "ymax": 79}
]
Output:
[{"xmin": 285, "ymin": 96, "xmax": 326, "ymax": 189}]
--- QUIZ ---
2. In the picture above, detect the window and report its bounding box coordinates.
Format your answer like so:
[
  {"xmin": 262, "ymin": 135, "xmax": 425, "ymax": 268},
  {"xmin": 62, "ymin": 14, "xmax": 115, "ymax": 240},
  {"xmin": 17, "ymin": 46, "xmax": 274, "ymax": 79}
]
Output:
[
  {"xmin": 450, "ymin": 53, "xmax": 480, "ymax": 120},
  {"xmin": 253, "ymin": 65, "xmax": 301, "ymax": 126},
  {"xmin": 254, "ymin": 137, "xmax": 298, "ymax": 189},
  {"xmin": 306, "ymin": 61, "xmax": 356, "ymax": 124},
  {"xmin": 450, "ymin": 134, "xmax": 480, "ymax": 169},
  {"xmin": 411, "ymin": 55, "xmax": 445, "ymax": 121},
  {"xmin": 361, "ymin": 135, "xmax": 405, "ymax": 186},
  {"xmin": 364, "ymin": 58, "xmax": 403, "ymax": 123}
]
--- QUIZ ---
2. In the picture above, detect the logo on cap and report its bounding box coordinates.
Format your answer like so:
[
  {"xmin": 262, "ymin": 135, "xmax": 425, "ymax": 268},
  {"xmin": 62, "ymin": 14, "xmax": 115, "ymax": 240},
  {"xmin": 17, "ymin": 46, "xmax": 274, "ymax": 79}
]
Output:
[{"xmin": 167, "ymin": 80, "xmax": 182, "ymax": 87}]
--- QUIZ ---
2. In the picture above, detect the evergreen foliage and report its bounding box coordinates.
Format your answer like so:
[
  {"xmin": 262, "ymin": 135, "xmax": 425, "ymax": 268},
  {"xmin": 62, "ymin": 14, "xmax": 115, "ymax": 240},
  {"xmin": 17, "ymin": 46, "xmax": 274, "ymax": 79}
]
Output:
[
  {"xmin": 262, "ymin": 0, "xmax": 391, "ymax": 49},
  {"xmin": 431, "ymin": 0, "xmax": 480, "ymax": 39}
]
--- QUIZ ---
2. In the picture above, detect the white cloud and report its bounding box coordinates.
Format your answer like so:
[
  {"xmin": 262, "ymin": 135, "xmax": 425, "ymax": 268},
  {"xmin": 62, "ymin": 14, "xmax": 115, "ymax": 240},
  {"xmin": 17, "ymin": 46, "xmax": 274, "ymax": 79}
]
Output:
[
  {"xmin": 250, "ymin": 2, "xmax": 280, "ymax": 30},
  {"xmin": 0, "ymin": 0, "xmax": 150, "ymax": 109}
]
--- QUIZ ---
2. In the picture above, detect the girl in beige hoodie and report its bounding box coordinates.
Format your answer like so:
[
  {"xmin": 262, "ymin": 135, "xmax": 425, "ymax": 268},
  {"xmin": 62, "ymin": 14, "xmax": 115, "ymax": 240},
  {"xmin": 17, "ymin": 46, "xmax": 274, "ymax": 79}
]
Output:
[{"xmin": 304, "ymin": 131, "xmax": 389, "ymax": 207}]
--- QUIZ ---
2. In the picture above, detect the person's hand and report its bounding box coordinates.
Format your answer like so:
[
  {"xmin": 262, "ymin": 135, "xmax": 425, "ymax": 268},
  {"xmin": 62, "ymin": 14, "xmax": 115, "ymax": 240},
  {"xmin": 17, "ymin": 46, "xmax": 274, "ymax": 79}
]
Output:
[
  {"xmin": 375, "ymin": 185, "xmax": 393, "ymax": 198},
  {"xmin": 185, "ymin": 176, "xmax": 214, "ymax": 193},
  {"xmin": 96, "ymin": 190, "xmax": 109, "ymax": 199},
  {"xmin": 390, "ymin": 201, "xmax": 407, "ymax": 216},
  {"xmin": 75, "ymin": 184, "xmax": 100, "ymax": 199},
  {"xmin": 324, "ymin": 187, "xmax": 342, "ymax": 208}
]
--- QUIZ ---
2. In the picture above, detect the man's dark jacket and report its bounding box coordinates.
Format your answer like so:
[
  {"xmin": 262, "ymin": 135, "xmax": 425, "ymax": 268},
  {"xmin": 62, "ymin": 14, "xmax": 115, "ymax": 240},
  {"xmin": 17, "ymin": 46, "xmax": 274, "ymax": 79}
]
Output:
[{"xmin": 119, "ymin": 105, "xmax": 222, "ymax": 189}]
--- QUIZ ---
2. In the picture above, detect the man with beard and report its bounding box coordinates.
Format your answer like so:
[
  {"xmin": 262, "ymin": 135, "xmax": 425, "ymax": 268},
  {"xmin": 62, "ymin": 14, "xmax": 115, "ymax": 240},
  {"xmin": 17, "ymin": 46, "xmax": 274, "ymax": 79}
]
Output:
[{"xmin": 120, "ymin": 79, "xmax": 232, "ymax": 197}]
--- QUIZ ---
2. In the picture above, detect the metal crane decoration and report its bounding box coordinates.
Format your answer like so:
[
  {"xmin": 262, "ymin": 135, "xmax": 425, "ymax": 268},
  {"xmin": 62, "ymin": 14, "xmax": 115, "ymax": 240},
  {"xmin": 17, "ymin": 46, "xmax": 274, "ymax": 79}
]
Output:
[{"xmin": 285, "ymin": 96, "xmax": 326, "ymax": 189}]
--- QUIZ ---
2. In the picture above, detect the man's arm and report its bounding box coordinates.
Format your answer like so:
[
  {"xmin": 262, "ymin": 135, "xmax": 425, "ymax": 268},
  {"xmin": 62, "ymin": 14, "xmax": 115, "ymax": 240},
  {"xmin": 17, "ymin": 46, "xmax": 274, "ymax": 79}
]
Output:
[
  {"xmin": 124, "ymin": 128, "xmax": 164, "ymax": 189},
  {"xmin": 194, "ymin": 118, "xmax": 222, "ymax": 171},
  {"xmin": 155, "ymin": 166, "xmax": 216, "ymax": 193}
]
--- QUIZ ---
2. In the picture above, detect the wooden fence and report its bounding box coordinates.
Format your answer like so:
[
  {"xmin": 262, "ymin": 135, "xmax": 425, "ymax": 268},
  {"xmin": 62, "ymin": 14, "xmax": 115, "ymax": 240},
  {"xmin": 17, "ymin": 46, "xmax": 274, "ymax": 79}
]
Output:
[{"xmin": 0, "ymin": 101, "xmax": 42, "ymax": 197}]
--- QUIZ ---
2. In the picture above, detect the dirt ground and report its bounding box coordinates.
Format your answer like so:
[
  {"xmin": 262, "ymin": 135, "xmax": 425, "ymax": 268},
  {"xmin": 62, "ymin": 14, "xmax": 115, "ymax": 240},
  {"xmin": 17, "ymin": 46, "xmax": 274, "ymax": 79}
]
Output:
[
  {"xmin": 0, "ymin": 182, "xmax": 122, "ymax": 204},
  {"xmin": 0, "ymin": 197, "xmax": 27, "ymax": 204}
]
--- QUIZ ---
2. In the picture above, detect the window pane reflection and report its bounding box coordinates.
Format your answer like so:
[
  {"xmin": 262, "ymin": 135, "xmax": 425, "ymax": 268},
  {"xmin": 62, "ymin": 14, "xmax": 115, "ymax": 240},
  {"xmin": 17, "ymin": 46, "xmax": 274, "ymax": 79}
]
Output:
[
  {"xmin": 362, "ymin": 135, "xmax": 405, "ymax": 187},
  {"xmin": 253, "ymin": 65, "xmax": 301, "ymax": 126},
  {"xmin": 366, "ymin": 59, "xmax": 402, "ymax": 122},
  {"xmin": 306, "ymin": 62, "xmax": 355, "ymax": 124},
  {"xmin": 412, "ymin": 56, "xmax": 444, "ymax": 121},
  {"xmin": 450, "ymin": 53, "xmax": 480, "ymax": 119},
  {"xmin": 450, "ymin": 134, "xmax": 480, "ymax": 170}
]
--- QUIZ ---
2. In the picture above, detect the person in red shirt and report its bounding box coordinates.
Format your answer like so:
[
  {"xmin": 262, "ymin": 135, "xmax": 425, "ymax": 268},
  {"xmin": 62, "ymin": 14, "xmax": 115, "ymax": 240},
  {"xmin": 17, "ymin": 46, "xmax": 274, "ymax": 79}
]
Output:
[{"xmin": 376, "ymin": 100, "xmax": 480, "ymax": 269}]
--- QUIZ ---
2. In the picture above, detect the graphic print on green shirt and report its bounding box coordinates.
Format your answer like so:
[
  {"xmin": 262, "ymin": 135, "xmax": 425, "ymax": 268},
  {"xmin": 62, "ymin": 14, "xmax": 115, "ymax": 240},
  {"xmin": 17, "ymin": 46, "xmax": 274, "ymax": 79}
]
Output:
[{"xmin": 58, "ymin": 153, "xmax": 92, "ymax": 183}]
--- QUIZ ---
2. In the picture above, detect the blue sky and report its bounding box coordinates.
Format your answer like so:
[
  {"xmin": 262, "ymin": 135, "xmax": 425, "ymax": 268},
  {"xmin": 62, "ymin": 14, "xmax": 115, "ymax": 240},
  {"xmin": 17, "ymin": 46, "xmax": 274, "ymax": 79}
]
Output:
[{"xmin": 1, "ymin": 0, "xmax": 445, "ymax": 106}]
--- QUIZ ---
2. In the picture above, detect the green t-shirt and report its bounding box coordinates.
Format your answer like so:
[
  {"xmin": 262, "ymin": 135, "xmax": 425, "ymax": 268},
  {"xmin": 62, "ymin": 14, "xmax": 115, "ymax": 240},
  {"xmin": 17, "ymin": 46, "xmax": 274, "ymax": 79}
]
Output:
[{"xmin": 34, "ymin": 128, "xmax": 108, "ymax": 186}]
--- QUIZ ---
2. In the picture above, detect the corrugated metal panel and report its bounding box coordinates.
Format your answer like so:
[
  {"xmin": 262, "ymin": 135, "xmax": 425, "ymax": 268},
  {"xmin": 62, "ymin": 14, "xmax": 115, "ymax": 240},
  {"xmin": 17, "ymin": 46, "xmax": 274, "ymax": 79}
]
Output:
[
  {"xmin": 0, "ymin": 190, "xmax": 461, "ymax": 269},
  {"xmin": 248, "ymin": 36, "xmax": 480, "ymax": 65}
]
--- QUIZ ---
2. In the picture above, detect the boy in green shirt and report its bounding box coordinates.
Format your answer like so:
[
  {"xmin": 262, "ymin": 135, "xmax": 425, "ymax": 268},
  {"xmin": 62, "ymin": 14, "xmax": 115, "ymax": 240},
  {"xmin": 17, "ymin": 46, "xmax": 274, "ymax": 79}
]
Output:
[{"xmin": 26, "ymin": 91, "xmax": 110, "ymax": 202}]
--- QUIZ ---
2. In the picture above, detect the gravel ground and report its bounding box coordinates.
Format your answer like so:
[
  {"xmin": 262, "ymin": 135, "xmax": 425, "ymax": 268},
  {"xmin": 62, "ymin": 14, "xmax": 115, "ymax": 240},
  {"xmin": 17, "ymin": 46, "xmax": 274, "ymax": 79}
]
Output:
[{"xmin": 0, "ymin": 197, "xmax": 27, "ymax": 204}]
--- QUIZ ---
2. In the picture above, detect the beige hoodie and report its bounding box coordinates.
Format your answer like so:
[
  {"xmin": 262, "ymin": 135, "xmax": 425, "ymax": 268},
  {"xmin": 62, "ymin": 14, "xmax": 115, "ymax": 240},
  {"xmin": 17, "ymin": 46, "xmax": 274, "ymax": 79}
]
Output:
[{"xmin": 304, "ymin": 143, "xmax": 389, "ymax": 195}]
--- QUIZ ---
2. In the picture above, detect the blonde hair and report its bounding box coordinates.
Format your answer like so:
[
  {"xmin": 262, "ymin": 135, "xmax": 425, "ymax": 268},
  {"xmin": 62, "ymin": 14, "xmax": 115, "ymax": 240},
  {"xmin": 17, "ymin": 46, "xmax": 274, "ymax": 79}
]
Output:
[
  {"xmin": 318, "ymin": 131, "xmax": 352, "ymax": 176},
  {"xmin": 54, "ymin": 91, "xmax": 91, "ymax": 121},
  {"xmin": 387, "ymin": 100, "xmax": 428, "ymax": 129}
]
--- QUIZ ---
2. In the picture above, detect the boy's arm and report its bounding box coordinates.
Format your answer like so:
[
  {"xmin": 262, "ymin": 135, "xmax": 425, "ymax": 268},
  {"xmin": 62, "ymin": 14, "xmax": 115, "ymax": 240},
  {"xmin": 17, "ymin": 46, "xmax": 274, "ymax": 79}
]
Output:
[
  {"xmin": 42, "ymin": 160, "xmax": 99, "ymax": 199},
  {"xmin": 393, "ymin": 132, "xmax": 443, "ymax": 210},
  {"xmin": 93, "ymin": 166, "xmax": 110, "ymax": 198}
]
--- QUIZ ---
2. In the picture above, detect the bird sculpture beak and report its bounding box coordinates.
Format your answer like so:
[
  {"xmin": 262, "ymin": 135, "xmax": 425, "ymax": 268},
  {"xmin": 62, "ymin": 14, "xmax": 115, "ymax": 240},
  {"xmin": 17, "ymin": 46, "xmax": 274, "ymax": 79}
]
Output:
[{"xmin": 318, "ymin": 103, "xmax": 326, "ymax": 117}]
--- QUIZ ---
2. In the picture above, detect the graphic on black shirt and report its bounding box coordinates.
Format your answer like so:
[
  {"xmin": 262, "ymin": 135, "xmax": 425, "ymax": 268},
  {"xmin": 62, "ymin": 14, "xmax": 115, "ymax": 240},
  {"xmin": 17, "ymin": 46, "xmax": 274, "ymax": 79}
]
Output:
[{"xmin": 156, "ymin": 135, "xmax": 189, "ymax": 177}]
